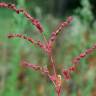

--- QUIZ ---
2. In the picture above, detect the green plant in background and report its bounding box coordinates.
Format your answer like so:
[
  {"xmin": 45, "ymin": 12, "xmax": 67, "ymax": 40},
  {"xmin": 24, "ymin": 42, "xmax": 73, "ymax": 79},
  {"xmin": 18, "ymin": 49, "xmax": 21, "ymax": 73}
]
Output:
[
  {"xmin": 62, "ymin": 0, "xmax": 96, "ymax": 95},
  {"xmin": 0, "ymin": 2, "xmax": 96, "ymax": 96},
  {"xmin": 0, "ymin": 1, "xmax": 28, "ymax": 96}
]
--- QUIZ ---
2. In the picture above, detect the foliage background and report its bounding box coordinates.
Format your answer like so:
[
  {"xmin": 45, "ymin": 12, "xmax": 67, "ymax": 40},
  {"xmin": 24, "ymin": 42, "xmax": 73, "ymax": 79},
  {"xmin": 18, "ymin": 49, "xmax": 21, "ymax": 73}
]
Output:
[{"xmin": 0, "ymin": 0, "xmax": 96, "ymax": 96}]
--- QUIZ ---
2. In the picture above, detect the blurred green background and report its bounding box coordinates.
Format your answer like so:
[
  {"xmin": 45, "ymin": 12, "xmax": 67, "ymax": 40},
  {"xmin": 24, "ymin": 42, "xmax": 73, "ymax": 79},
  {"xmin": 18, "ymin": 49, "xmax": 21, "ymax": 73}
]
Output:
[{"xmin": 0, "ymin": 0, "xmax": 96, "ymax": 96}]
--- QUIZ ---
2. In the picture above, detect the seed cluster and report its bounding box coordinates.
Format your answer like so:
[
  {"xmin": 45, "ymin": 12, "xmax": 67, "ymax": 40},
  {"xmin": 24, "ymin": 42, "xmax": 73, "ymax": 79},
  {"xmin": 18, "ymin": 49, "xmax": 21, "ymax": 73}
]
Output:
[
  {"xmin": 62, "ymin": 43, "xmax": 96, "ymax": 80},
  {"xmin": 1, "ymin": 2, "xmax": 96, "ymax": 96},
  {"xmin": 0, "ymin": 2, "xmax": 43, "ymax": 33}
]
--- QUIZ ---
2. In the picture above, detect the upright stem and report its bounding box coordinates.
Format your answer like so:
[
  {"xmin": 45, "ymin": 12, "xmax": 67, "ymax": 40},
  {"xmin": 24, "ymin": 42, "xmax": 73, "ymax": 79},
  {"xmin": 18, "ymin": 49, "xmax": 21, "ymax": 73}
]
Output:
[
  {"xmin": 41, "ymin": 33, "xmax": 48, "ymax": 44},
  {"xmin": 50, "ymin": 55, "xmax": 57, "ymax": 76},
  {"xmin": 41, "ymin": 32, "xmax": 56, "ymax": 76},
  {"xmin": 41, "ymin": 32, "xmax": 57, "ymax": 76},
  {"xmin": 42, "ymin": 34, "xmax": 59, "ymax": 96},
  {"xmin": 57, "ymin": 92, "xmax": 60, "ymax": 96}
]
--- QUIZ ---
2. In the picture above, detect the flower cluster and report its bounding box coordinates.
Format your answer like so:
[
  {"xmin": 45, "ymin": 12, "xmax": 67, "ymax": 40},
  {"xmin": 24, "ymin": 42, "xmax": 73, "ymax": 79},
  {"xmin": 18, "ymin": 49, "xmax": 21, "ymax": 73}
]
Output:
[
  {"xmin": 0, "ymin": 2, "xmax": 43, "ymax": 33},
  {"xmin": 1, "ymin": 2, "xmax": 96, "ymax": 96}
]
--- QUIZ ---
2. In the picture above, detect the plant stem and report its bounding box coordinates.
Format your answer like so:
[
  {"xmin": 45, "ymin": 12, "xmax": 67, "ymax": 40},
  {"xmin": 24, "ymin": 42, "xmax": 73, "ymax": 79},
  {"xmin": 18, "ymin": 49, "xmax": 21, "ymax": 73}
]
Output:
[
  {"xmin": 50, "ymin": 55, "xmax": 57, "ymax": 77},
  {"xmin": 41, "ymin": 33, "xmax": 48, "ymax": 44}
]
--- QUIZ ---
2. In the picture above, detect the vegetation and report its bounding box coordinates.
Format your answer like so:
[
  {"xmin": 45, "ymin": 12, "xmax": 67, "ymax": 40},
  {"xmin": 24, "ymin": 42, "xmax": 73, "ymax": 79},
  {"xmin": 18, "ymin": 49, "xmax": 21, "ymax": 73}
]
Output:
[{"xmin": 0, "ymin": 0, "xmax": 96, "ymax": 96}]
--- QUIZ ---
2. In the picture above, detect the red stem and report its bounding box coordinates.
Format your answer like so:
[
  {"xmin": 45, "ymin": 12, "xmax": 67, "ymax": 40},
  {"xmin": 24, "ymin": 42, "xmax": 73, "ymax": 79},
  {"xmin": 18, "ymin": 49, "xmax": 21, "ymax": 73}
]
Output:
[{"xmin": 50, "ymin": 56, "xmax": 57, "ymax": 77}]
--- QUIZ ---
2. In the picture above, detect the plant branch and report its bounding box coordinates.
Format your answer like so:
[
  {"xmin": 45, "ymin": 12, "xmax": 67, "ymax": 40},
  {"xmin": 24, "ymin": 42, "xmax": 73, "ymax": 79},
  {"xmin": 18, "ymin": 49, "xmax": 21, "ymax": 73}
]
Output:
[
  {"xmin": 0, "ymin": 2, "xmax": 44, "ymax": 33},
  {"xmin": 21, "ymin": 61, "xmax": 49, "ymax": 75},
  {"xmin": 72, "ymin": 43, "xmax": 96, "ymax": 65},
  {"xmin": 48, "ymin": 16, "xmax": 73, "ymax": 47},
  {"xmin": 8, "ymin": 34, "xmax": 46, "ymax": 51}
]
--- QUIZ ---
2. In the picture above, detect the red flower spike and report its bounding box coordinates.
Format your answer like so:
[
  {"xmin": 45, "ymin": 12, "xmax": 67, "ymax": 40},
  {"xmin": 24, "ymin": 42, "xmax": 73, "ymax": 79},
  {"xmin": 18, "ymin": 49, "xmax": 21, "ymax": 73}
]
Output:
[
  {"xmin": 48, "ymin": 16, "xmax": 73, "ymax": 51},
  {"xmin": 32, "ymin": 19, "xmax": 43, "ymax": 33},
  {"xmin": 79, "ymin": 53, "xmax": 86, "ymax": 58},
  {"xmin": 62, "ymin": 69, "xmax": 71, "ymax": 80},
  {"xmin": 85, "ymin": 48, "xmax": 93, "ymax": 54},
  {"xmin": 22, "ymin": 61, "xmax": 40, "ymax": 70},
  {"xmin": 23, "ymin": 11, "xmax": 43, "ymax": 32},
  {"xmin": 8, "ymin": 34, "xmax": 35, "ymax": 44},
  {"xmin": 72, "ymin": 43, "xmax": 96, "ymax": 66},
  {"xmin": 23, "ymin": 11, "xmax": 43, "ymax": 33},
  {"xmin": 75, "ymin": 56, "xmax": 81, "ymax": 60},
  {"xmin": 51, "ymin": 32, "xmax": 57, "ymax": 36},
  {"xmin": 0, "ymin": 2, "xmax": 44, "ymax": 33},
  {"xmin": 16, "ymin": 34, "xmax": 22, "ymax": 37},
  {"xmin": 8, "ymin": 34, "xmax": 47, "ymax": 52},
  {"xmin": 27, "ymin": 37, "xmax": 34, "ymax": 43},
  {"xmin": 69, "ymin": 66, "xmax": 76, "ymax": 72},
  {"xmin": 72, "ymin": 57, "xmax": 80, "ymax": 64},
  {"xmin": 0, "ymin": 2, "xmax": 8, "ymax": 7},
  {"xmin": 8, "ymin": 3, "xmax": 15, "ymax": 8},
  {"xmin": 22, "ymin": 61, "xmax": 49, "ymax": 74}
]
